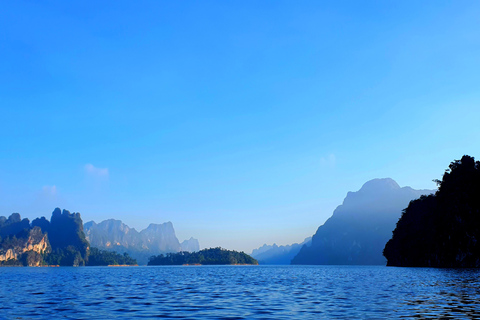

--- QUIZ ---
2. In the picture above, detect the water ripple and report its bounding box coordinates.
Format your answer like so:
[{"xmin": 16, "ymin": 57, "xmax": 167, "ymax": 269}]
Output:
[{"xmin": 1, "ymin": 265, "xmax": 480, "ymax": 319}]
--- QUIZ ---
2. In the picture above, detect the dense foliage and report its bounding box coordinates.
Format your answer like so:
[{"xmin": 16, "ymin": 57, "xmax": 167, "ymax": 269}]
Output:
[
  {"xmin": 148, "ymin": 247, "xmax": 258, "ymax": 265},
  {"xmin": 44, "ymin": 247, "xmax": 86, "ymax": 266},
  {"xmin": 87, "ymin": 247, "xmax": 137, "ymax": 266},
  {"xmin": 384, "ymin": 155, "xmax": 480, "ymax": 267},
  {"xmin": 1, "ymin": 208, "xmax": 132, "ymax": 267},
  {"xmin": 0, "ymin": 227, "xmax": 50, "ymax": 266}
]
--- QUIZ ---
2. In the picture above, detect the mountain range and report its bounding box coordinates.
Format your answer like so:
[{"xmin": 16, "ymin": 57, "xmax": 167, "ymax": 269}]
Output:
[
  {"xmin": 84, "ymin": 219, "xmax": 199, "ymax": 265},
  {"xmin": 251, "ymin": 237, "xmax": 311, "ymax": 264}
]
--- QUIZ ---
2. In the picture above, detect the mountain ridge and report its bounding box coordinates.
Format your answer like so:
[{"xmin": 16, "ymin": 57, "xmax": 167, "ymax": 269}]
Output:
[
  {"xmin": 251, "ymin": 237, "xmax": 312, "ymax": 264},
  {"xmin": 292, "ymin": 178, "xmax": 435, "ymax": 265},
  {"xmin": 84, "ymin": 218, "xmax": 199, "ymax": 265}
]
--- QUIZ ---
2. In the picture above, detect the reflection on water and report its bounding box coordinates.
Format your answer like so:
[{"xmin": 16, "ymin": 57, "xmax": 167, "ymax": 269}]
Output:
[{"xmin": 1, "ymin": 265, "xmax": 480, "ymax": 319}]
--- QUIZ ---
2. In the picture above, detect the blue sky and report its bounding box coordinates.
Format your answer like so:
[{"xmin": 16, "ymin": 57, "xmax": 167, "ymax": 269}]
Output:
[{"xmin": 1, "ymin": 1, "xmax": 480, "ymax": 252}]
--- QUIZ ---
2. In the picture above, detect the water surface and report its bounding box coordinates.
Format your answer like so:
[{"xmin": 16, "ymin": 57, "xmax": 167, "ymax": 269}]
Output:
[{"xmin": 1, "ymin": 265, "xmax": 480, "ymax": 319}]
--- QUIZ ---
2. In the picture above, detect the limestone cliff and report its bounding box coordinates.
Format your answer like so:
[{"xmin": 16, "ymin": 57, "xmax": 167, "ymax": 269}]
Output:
[
  {"xmin": 84, "ymin": 219, "xmax": 183, "ymax": 265},
  {"xmin": 0, "ymin": 227, "xmax": 49, "ymax": 266},
  {"xmin": 181, "ymin": 237, "xmax": 200, "ymax": 252}
]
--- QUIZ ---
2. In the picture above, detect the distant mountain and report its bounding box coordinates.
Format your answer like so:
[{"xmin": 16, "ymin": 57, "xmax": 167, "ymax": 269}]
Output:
[
  {"xmin": 84, "ymin": 219, "xmax": 196, "ymax": 265},
  {"xmin": 181, "ymin": 237, "xmax": 200, "ymax": 252},
  {"xmin": 251, "ymin": 237, "xmax": 312, "ymax": 264},
  {"xmin": 140, "ymin": 223, "xmax": 182, "ymax": 253},
  {"xmin": 83, "ymin": 219, "xmax": 142, "ymax": 251},
  {"xmin": 292, "ymin": 178, "xmax": 435, "ymax": 265}
]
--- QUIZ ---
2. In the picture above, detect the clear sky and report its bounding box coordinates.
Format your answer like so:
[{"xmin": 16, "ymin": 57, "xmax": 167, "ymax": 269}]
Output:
[{"xmin": 1, "ymin": 1, "xmax": 480, "ymax": 253}]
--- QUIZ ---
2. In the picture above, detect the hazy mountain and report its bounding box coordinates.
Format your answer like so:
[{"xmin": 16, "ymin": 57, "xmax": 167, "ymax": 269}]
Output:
[
  {"xmin": 181, "ymin": 237, "xmax": 200, "ymax": 252},
  {"xmin": 140, "ymin": 223, "xmax": 181, "ymax": 253},
  {"xmin": 251, "ymin": 237, "xmax": 312, "ymax": 264},
  {"xmin": 83, "ymin": 219, "xmax": 142, "ymax": 250},
  {"xmin": 292, "ymin": 178, "xmax": 435, "ymax": 265},
  {"xmin": 84, "ymin": 219, "xmax": 184, "ymax": 265}
]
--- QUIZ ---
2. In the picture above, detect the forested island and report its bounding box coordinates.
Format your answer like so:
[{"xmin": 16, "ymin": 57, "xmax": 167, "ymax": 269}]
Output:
[
  {"xmin": 384, "ymin": 155, "xmax": 480, "ymax": 267},
  {"xmin": 148, "ymin": 247, "xmax": 258, "ymax": 265}
]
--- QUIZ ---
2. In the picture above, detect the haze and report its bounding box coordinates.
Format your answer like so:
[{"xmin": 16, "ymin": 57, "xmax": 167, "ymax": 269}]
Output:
[{"xmin": 1, "ymin": 1, "xmax": 480, "ymax": 252}]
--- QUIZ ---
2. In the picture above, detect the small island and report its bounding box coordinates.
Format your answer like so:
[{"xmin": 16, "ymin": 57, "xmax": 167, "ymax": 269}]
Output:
[
  {"xmin": 384, "ymin": 155, "xmax": 480, "ymax": 268},
  {"xmin": 148, "ymin": 247, "xmax": 258, "ymax": 266}
]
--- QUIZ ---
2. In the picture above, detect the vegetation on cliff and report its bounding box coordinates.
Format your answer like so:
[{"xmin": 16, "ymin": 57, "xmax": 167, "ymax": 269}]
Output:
[
  {"xmin": 0, "ymin": 227, "xmax": 50, "ymax": 266},
  {"xmin": 148, "ymin": 247, "xmax": 258, "ymax": 265},
  {"xmin": 0, "ymin": 208, "xmax": 137, "ymax": 266},
  {"xmin": 384, "ymin": 155, "xmax": 480, "ymax": 267},
  {"xmin": 33, "ymin": 208, "xmax": 90, "ymax": 266}
]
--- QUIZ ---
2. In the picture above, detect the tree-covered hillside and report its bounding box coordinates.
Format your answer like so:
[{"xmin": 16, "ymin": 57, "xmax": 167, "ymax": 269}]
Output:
[
  {"xmin": 86, "ymin": 248, "xmax": 137, "ymax": 266},
  {"xmin": 384, "ymin": 155, "xmax": 480, "ymax": 267},
  {"xmin": 148, "ymin": 247, "xmax": 258, "ymax": 265}
]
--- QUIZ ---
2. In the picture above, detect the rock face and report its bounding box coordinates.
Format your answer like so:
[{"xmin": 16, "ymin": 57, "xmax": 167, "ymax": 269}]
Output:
[
  {"xmin": 1, "ymin": 208, "xmax": 90, "ymax": 266},
  {"xmin": 84, "ymin": 219, "xmax": 184, "ymax": 265},
  {"xmin": 291, "ymin": 178, "xmax": 434, "ymax": 265},
  {"xmin": 251, "ymin": 237, "xmax": 312, "ymax": 265},
  {"xmin": 140, "ymin": 223, "xmax": 182, "ymax": 253},
  {"xmin": 181, "ymin": 237, "xmax": 200, "ymax": 252},
  {"xmin": 384, "ymin": 156, "xmax": 480, "ymax": 267},
  {"xmin": 84, "ymin": 219, "xmax": 142, "ymax": 250},
  {"xmin": 0, "ymin": 226, "xmax": 49, "ymax": 266},
  {"xmin": 0, "ymin": 213, "xmax": 30, "ymax": 238},
  {"xmin": 33, "ymin": 208, "xmax": 90, "ymax": 266}
]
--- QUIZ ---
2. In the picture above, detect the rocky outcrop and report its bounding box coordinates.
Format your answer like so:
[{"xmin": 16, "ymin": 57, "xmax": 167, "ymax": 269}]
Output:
[
  {"xmin": 292, "ymin": 178, "xmax": 434, "ymax": 265},
  {"xmin": 181, "ymin": 237, "xmax": 200, "ymax": 252},
  {"xmin": 140, "ymin": 223, "xmax": 181, "ymax": 253},
  {"xmin": 0, "ymin": 227, "xmax": 49, "ymax": 266},
  {"xmin": 84, "ymin": 219, "xmax": 184, "ymax": 265},
  {"xmin": 1, "ymin": 209, "xmax": 90, "ymax": 266},
  {"xmin": 84, "ymin": 219, "xmax": 142, "ymax": 250},
  {"xmin": 0, "ymin": 213, "xmax": 30, "ymax": 238},
  {"xmin": 32, "ymin": 208, "xmax": 90, "ymax": 266}
]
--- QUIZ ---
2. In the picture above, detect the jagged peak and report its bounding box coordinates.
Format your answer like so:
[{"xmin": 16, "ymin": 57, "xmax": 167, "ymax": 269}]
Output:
[{"xmin": 146, "ymin": 221, "xmax": 173, "ymax": 229}]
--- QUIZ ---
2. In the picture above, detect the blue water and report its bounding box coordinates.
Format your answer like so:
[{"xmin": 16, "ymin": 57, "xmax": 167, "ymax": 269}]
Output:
[{"xmin": 1, "ymin": 265, "xmax": 480, "ymax": 319}]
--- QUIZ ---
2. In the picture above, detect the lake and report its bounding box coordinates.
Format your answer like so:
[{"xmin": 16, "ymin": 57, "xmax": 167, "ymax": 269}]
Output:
[{"xmin": 1, "ymin": 265, "xmax": 480, "ymax": 319}]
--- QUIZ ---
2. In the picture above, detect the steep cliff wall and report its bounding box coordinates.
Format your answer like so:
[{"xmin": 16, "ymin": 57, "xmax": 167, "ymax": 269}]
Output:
[{"xmin": 0, "ymin": 227, "xmax": 49, "ymax": 266}]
